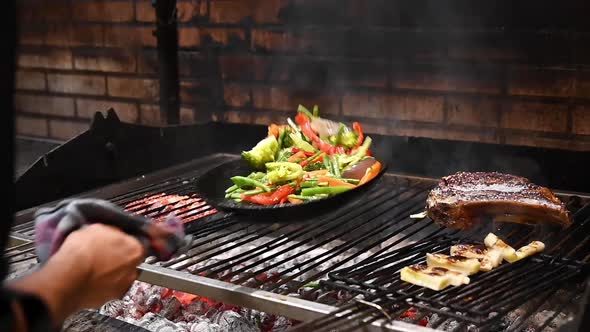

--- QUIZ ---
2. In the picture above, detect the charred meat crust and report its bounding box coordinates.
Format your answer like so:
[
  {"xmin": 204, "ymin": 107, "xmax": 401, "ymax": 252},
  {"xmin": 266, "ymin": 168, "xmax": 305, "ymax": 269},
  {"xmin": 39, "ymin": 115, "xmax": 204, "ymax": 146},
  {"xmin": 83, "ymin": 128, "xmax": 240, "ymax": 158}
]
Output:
[{"xmin": 426, "ymin": 172, "xmax": 571, "ymax": 229}]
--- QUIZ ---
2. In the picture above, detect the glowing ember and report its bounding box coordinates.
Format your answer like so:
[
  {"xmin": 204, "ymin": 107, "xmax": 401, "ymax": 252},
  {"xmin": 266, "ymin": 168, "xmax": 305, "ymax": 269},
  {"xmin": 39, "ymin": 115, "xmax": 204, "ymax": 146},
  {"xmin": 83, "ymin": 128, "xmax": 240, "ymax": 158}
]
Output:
[
  {"xmin": 123, "ymin": 193, "xmax": 217, "ymax": 224},
  {"xmin": 101, "ymin": 281, "xmax": 296, "ymax": 331}
]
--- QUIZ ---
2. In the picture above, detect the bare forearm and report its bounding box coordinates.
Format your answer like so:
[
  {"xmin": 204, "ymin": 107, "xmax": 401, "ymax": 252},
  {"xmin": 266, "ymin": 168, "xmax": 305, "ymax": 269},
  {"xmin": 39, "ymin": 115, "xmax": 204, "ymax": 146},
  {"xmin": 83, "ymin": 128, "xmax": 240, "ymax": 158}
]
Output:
[{"xmin": 8, "ymin": 252, "xmax": 88, "ymax": 326}]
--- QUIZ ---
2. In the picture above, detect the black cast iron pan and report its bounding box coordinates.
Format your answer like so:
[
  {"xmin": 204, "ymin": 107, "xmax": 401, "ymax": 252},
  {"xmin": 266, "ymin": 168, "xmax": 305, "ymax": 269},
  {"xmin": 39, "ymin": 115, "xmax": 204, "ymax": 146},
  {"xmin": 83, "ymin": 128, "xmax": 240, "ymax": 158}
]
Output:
[{"xmin": 194, "ymin": 158, "xmax": 387, "ymax": 221}]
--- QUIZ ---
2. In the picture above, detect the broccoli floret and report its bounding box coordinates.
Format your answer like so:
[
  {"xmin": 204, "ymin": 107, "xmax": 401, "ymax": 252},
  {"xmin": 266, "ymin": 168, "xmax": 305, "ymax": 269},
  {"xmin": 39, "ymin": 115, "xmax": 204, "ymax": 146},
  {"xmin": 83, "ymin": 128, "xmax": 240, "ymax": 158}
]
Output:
[
  {"xmin": 303, "ymin": 162, "xmax": 326, "ymax": 172},
  {"xmin": 241, "ymin": 136, "xmax": 279, "ymax": 170}
]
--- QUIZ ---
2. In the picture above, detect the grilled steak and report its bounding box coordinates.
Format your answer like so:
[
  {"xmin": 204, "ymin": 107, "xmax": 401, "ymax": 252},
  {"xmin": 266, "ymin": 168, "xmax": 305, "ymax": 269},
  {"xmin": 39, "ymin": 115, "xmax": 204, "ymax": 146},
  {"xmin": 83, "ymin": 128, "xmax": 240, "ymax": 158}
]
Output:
[{"xmin": 426, "ymin": 172, "xmax": 571, "ymax": 229}]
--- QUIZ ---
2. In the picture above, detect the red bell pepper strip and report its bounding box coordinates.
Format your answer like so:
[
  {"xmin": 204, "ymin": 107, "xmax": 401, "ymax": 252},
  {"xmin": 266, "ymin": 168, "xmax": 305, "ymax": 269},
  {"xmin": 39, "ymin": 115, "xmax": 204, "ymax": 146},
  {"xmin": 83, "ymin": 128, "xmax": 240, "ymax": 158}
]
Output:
[
  {"xmin": 353, "ymin": 122, "xmax": 364, "ymax": 148},
  {"xmin": 241, "ymin": 185, "xmax": 295, "ymax": 206},
  {"xmin": 295, "ymin": 113, "xmax": 339, "ymax": 155}
]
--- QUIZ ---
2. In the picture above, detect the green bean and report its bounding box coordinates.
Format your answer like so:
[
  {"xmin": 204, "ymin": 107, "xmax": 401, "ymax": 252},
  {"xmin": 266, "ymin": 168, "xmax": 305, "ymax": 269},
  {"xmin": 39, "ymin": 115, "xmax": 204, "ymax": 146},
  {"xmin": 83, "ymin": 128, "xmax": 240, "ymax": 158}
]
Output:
[
  {"xmin": 230, "ymin": 176, "xmax": 271, "ymax": 192},
  {"xmin": 332, "ymin": 155, "xmax": 341, "ymax": 178},
  {"xmin": 300, "ymin": 180, "xmax": 318, "ymax": 188},
  {"xmin": 288, "ymin": 194, "xmax": 325, "ymax": 201},
  {"xmin": 301, "ymin": 186, "xmax": 352, "ymax": 196},
  {"xmin": 243, "ymin": 189, "xmax": 265, "ymax": 196},
  {"xmin": 225, "ymin": 184, "xmax": 238, "ymax": 193}
]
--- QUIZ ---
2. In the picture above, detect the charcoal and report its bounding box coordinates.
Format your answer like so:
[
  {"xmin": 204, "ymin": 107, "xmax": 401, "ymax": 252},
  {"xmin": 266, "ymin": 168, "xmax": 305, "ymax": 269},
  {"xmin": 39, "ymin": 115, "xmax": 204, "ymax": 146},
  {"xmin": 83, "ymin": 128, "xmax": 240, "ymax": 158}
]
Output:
[
  {"xmin": 184, "ymin": 300, "xmax": 212, "ymax": 316},
  {"xmin": 271, "ymin": 316, "xmax": 292, "ymax": 332},
  {"xmin": 161, "ymin": 297, "xmax": 182, "ymax": 321},
  {"xmin": 125, "ymin": 281, "xmax": 151, "ymax": 306},
  {"xmin": 99, "ymin": 300, "xmax": 126, "ymax": 317},
  {"xmin": 191, "ymin": 320, "xmax": 222, "ymax": 332},
  {"xmin": 211, "ymin": 310, "xmax": 260, "ymax": 332},
  {"xmin": 138, "ymin": 312, "xmax": 186, "ymax": 332},
  {"xmin": 128, "ymin": 305, "xmax": 147, "ymax": 320},
  {"xmin": 146, "ymin": 294, "xmax": 163, "ymax": 313},
  {"xmin": 175, "ymin": 321, "xmax": 190, "ymax": 332}
]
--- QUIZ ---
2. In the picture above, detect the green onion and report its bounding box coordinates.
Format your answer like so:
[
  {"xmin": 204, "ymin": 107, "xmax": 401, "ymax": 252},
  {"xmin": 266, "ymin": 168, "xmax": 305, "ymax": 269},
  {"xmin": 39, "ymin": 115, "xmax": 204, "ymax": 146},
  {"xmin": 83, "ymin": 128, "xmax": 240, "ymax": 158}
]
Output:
[
  {"xmin": 312, "ymin": 105, "xmax": 319, "ymax": 117},
  {"xmin": 287, "ymin": 118, "xmax": 299, "ymax": 132},
  {"xmin": 297, "ymin": 104, "xmax": 313, "ymax": 118},
  {"xmin": 342, "ymin": 178, "xmax": 360, "ymax": 185}
]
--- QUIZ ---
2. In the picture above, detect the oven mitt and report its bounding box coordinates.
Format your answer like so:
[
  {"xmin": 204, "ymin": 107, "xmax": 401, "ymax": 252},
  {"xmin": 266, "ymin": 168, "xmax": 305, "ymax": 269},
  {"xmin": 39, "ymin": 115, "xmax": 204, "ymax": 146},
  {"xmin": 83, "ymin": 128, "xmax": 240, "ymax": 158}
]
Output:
[{"xmin": 34, "ymin": 198, "xmax": 193, "ymax": 264}]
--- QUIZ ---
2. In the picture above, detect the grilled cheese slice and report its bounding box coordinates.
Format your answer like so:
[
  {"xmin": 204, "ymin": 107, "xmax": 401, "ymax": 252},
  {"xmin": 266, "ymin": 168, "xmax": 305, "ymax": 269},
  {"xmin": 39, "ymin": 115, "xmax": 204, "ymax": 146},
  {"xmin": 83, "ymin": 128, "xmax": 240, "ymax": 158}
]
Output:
[
  {"xmin": 484, "ymin": 233, "xmax": 518, "ymax": 263},
  {"xmin": 450, "ymin": 244, "xmax": 502, "ymax": 271},
  {"xmin": 514, "ymin": 241, "xmax": 545, "ymax": 261},
  {"xmin": 426, "ymin": 253, "xmax": 480, "ymax": 275},
  {"xmin": 400, "ymin": 265, "xmax": 470, "ymax": 291}
]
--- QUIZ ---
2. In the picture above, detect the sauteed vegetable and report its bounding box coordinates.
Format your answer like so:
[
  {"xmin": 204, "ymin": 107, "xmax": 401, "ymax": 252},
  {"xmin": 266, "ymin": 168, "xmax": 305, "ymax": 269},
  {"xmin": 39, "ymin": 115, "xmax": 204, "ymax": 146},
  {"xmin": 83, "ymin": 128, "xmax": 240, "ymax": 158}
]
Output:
[{"xmin": 225, "ymin": 105, "xmax": 383, "ymax": 206}]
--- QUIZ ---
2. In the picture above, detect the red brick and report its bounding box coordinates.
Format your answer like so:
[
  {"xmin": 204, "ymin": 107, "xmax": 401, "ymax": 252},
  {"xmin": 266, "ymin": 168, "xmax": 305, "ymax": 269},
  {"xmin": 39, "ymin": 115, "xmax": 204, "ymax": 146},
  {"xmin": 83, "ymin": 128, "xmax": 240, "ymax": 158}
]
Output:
[
  {"xmin": 76, "ymin": 99, "xmax": 139, "ymax": 123},
  {"xmin": 72, "ymin": 1, "xmax": 134, "ymax": 22},
  {"xmin": 104, "ymin": 26, "xmax": 156, "ymax": 47},
  {"xmin": 45, "ymin": 24, "xmax": 103, "ymax": 47},
  {"xmin": 361, "ymin": 122, "xmax": 499, "ymax": 145},
  {"xmin": 252, "ymin": 86, "xmax": 340, "ymax": 114},
  {"xmin": 140, "ymin": 104, "xmax": 162, "ymax": 125},
  {"xmin": 74, "ymin": 49, "xmax": 137, "ymax": 73},
  {"xmin": 179, "ymin": 81, "xmax": 209, "ymax": 105},
  {"xmin": 136, "ymin": 0, "xmax": 204, "ymax": 22},
  {"xmin": 16, "ymin": 115, "xmax": 49, "ymax": 137},
  {"xmin": 14, "ymin": 94, "xmax": 75, "ymax": 117},
  {"xmin": 501, "ymin": 101, "xmax": 568, "ymax": 133},
  {"xmin": 572, "ymin": 106, "xmax": 590, "ymax": 135},
  {"xmin": 210, "ymin": 0, "xmax": 282, "ymax": 24},
  {"xmin": 179, "ymin": 28, "xmax": 246, "ymax": 48},
  {"xmin": 107, "ymin": 77, "xmax": 159, "ymax": 100},
  {"xmin": 135, "ymin": 1, "xmax": 155, "ymax": 22},
  {"xmin": 137, "ymin": 51, "xmax": 158, "ymax": 74},
  {"xmin": 448, "ymin": 46, "xmax": 525, "ymax": 63},
  {"xmin": 219, "ymin": 55, "xmax": 257, "ymax": 81},
  {"xmin": 177, "ymin": 1, "xmax": 205, "ymax": 22},
  {"xmin": 48, "ymin": 74, "xmax": 106, "ymax": 95},
  {"xmin": 252, "ymin": 29, "xmax": 311, "ymax": 53},
  {"xmin": 180, "ymin": 107, "xmax": 196, "ymax": 124},
  {"xmin": 178, "ymin": 28, "xmax": 200, "ymax": 47},
  {"xmin": 502, "ymin": 133, "xmax": 590, "ymax": 152},
  {"xmin": 446, "ymin": 67, "xmax": 503, "ymax": 95},
  {"xmin": 18, "ymin": 0, "xmax": 71, "ymax": 23},
  {"xmin": 18, "ymin": 27, "xmax": 45, "ymax": 45},
  {"xmin": 342, "ymin": 93, "xmax": 444, "ymax": 123},
  {"xmin": 49, "ymin": 119, "xmax": 90, "ymax": 141},
  {"xmin": 508, "ymin": 68, "xmax": 575, "ymax": 98},
  {"xmin": 223, "ymin": 110, "xmax": 286, "ymax": 126},
  {"xmin": 15, "ymin": 70, "xmax": 46, "ymax": 91},
  {"xmin": 575, "ymin": 71, "xmax": 590, "ymax": 100},
  {"xmin": 17, "ymin": 49, "xmax": 73, "ymax": 69},
  {"xmin": 393, "ymin": 66, "xmax": 448, "ymax": 92},
  {"xmin": 224, "ymin": 84, "xmax": 251, "ymax": 107},
  {"xmin": 446, "ymin": 96, "xmax": 500, "ymax": 127}
]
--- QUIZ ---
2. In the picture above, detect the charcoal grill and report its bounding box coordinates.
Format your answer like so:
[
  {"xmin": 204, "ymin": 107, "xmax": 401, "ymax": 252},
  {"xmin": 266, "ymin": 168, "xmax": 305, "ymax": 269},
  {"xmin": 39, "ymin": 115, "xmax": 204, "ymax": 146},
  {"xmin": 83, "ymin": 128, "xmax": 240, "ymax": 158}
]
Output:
[{"xmin": 8, "ymin": 113, "xmax": 590, "ymax": 332}]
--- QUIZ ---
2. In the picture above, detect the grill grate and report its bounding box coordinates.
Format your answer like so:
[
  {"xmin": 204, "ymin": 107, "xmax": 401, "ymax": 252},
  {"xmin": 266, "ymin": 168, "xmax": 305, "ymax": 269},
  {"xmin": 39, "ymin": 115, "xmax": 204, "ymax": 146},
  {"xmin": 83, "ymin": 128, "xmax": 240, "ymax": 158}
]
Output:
[
  {"xmin": 291, "ymin": 203, "xmax": 590, "ymax": 331},
  {"xmin": 8, "ymin": 154, "xmax": 590, "ymax": 331}
]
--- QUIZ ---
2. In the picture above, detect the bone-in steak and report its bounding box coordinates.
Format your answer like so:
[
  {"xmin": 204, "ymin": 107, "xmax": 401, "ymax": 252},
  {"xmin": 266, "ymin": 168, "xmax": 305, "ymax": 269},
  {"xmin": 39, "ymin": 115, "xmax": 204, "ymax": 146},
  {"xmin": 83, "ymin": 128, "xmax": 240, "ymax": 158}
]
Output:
[{"xmin": 426, "ymin": 172, "xmax": 571, "ymax": 229}]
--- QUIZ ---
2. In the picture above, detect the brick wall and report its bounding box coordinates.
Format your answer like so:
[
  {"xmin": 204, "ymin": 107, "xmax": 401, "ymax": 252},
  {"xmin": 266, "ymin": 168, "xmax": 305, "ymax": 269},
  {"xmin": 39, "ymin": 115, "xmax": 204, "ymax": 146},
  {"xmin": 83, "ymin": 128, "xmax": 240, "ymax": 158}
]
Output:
[{"xmin": 14, "ymin": 0, "xmax": 590, "ymax": 151}]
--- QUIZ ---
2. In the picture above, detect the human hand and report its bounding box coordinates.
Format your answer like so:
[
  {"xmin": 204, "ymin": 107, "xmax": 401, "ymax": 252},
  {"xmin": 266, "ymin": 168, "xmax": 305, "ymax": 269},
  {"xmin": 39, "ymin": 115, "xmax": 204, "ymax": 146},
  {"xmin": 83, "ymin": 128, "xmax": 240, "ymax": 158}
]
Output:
[{"xmin": 25, "ymin": 224, "xmax": 146, "ymax": 322}]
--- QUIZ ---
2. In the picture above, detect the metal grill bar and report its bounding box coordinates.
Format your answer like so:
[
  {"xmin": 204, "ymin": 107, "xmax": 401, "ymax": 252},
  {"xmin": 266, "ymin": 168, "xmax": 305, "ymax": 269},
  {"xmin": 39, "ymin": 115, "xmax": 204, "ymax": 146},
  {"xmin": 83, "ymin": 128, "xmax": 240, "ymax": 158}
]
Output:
[{"xmin": 9, "ymin": 153, "xmax": 590, "ymax": 332}]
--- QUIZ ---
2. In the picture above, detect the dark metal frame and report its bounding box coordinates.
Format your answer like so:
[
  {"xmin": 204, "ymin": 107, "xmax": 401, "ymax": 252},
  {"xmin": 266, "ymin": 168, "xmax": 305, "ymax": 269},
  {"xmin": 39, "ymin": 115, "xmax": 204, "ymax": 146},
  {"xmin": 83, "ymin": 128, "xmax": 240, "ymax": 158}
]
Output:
[{"xmin": 153, "ymin": 0, "xmax": 180, "ymax": 124}]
